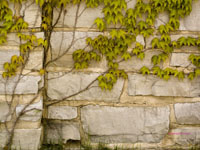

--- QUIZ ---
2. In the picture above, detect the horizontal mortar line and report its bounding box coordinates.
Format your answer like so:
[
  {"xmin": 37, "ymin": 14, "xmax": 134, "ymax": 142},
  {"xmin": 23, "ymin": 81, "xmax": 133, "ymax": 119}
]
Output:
[{"xmin": 3, "ymin": 27, "xmax": 200, "ymax": 34}]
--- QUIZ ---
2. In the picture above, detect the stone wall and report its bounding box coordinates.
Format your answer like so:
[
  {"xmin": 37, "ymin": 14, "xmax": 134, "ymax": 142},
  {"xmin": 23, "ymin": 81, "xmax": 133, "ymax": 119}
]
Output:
[{"xmin": 1, "ymin": 0, "xmax": 200, "ymax": 149}]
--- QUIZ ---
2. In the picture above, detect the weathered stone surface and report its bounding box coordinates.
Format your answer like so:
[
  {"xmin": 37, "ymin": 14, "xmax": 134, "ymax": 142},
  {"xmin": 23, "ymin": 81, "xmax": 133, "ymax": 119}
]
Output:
[
  {"xmin": 179, "ymin": 1, "xmax": 200, "ymax": 31},
  {"xmin": 51, "ymin": 31, "xmax": 101, "ymax": 55},
  {"xmin": 0, "ymin": 102, "xmax": 11, "ymax": 122},
  {"xmin": 0, "ymin": 75, "xmax": 41, "ymax": 94},
  {"xmin": 119, "ymin": 50, "xmax": 161, "ymax": 71},
  {"xmin": 128, "ymin": 74, "xmax": 200, "ymax": 97},
  {"xmin": 0, "ymin": 49, "xmax": 43, "ymax": 71},
  {"xmin": 21, "ymin": 0, "xmax": 41, "ymax": 27},
  {"xmin": 45, "ymin": 121, "xmax": 80, "ymax": 143},
  {"xmin": 16, "ymin": 99, "xmax": 43, "ymax": 121},
  {"xmin": 170, "ymin": 53, "xmax": 195, "ymax": 68},
  {"xmin": 174, "ymin": 102, "xmax": 200, "ymax": 125},
  {"xmin": 0, "ymin": 127, "xmax": 42, "ymax": 150},
  {"xmin": 81, "ymin": 105, "xmax": 170, "ymax": 143},
  {"xmin": 48, "ymin": 106, "xmax": 77, "ymax": 120},
  {"xmin": 54, "ymin": 3, "xmax": 104, "ymax": 28},
  {"xmin": 47, "ymin": 72, "xmax": 124, "ymax": 102},
  {"xmin": 170, "ymin": 127, "xmax": 200, "ymax": 145}
]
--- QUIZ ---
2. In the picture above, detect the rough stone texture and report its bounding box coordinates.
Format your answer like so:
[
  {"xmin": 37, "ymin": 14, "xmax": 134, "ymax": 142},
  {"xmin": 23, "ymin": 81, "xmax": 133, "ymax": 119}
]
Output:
[
  {"xmin": 48, "ymin": 106, "xmax": 77, "ymax": 120},
  {"xmin": 0, "ymin": 127, "xmax": 42, "ymax": 150},
  {"xmin": 119, "ymin": 50, "xmax": 161, "ymax": 71},
  {"xmin": 0, "ymin": 49, "xmax": 43, "ymax": 71},
  {"xmin": 21, "ymin": 0, "xmax": 42, "ymax": 27},
  {"xmin": 0, "ymin": 102, "xmax": 11, "ymax": 122},
  {"xmin": 170, "ymin": 127, "xmax": 200, "ymax": 146},
  {"xmin": 54, "ymin": 3, "xmax": 104, "ymax": 28},
  {"xmin": 170, "ymin": 53, "xmax": 195, "ymax": 68},
  {"xmin": 179, "ymin": 0, "xmax": 200, "ymax": 31},
  {"xmin": 81, "ymin": 105, "xmax": 170, "ymax": 143},
  {"xmin": 0, "ymin": 75, "xmax": 41, "ymax": 94},
  {"xmin": 16, "ymin": 99, "xmax": 43, "ymax": 121},
  {"xmin": 51, "ymin": 31, "xmax": 101, "ymax": 55},
  {"xmin": 47, "ymin": 72, "xmax": 124, "ymax": 102},
  {"xmin": 174, "ymin": 102, "xmax": 200, "ymax": 125},
  {"xmin": 45, "ymin": 121, "xmax": 80, "ymax": 143},
  {"xmin": 128, "ymin": 74, "xmax": 200, "ymax": 97}
]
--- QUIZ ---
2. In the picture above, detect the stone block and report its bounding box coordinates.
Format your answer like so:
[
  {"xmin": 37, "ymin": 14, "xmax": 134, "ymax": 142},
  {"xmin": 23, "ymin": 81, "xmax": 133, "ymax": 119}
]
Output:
[
  {"xmin": 170, "ymin": 127, "xmax": 200, "ymax": 146},
  {"xmin": 0, "ymin": 75, "xmax": 41, "ymax": 94},
  {"xmin": 119, "ymin": 50, "xmax": 161, "ymax": 71},
  {"xmin": 170, "ymin": 53, "xmax": 195, "ymax": 68},
  {"xmin": 48, "ymin": 106, "xmax": 77, "ymax": 120},
  {"xmin": 45, "ymin": 121, "xmax": 80, "ymax": 144},
  {"xmin": 174, "ymin": 102, "xmax": 200, "ymax": 125},
  {"xmin": 53, "ymin": 3, "xmax": 104, "ymax": 28},
  {"xmin": 0, "ymin": 102, "xmax": 11, "ymax": 122},
  {"xmin": 128, "ymin": 74, "xmax": 200, "ymax": 97},
  {"xmin": 51, "ymin": 31, "xmax": 101, "ymax": 55},
  {"xmin": 0, "ymin": 127, "xmax": 42, "ymax": 150},
  {"xmin": 81, "ymin": 105, "xmax": 170, "ymax": 143},
  {"xmin": 47, "ymin": 72, "xmax": 124, "ymax": 102},
  {"xmin": 21, "ymin": 0, "xmax": 42, "ymax": 27},
  {"xmin": 16, "ymin": 98, "xmax": 43, "ymax": 121},
  {"xmin": 179, "ymin": 1, "xmax": 200, "ymax": 31}
]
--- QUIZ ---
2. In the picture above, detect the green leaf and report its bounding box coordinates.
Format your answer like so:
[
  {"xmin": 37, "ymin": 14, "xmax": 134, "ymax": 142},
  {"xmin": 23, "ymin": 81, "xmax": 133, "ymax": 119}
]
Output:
[
  {"xmin": 140, "ymin": 66, "xmax": 150, "ymax": 75},
  {"xmin": 122, "ymin": 52, "xmax": 131, "ymax": 61}
]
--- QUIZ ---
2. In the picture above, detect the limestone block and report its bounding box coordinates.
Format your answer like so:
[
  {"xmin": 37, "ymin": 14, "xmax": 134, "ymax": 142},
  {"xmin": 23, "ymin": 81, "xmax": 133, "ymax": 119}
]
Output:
[
  {"xmin": 0, "ymin": 102, "xmax": 11, "ymax": 122},
  {"xmin": 170, "ymin": 127, "xmax": 200, "ymax": 146},
  {"xmin": 47, "ymin": 72, "xmax": 124, "ymax": 102},
  {"xmin": 128, "ymin": 74, "xmax": 200, "ymax": 97},
  {"xmin": 0, "ymin": 127, "xmax": 42, "ymax": 150},
  {"xmin": 174, "ymin": 102, "xmax": 200, "ymax": 125},
  {"xmin": 16, "ymin": 98, "xmax": 43, "ymax": 121},
  {"xmin": 119, "ymin": 50, "xmax": 161, "ymax": 71},
  {"xmin": 48, "ymin": 106, "xmax": 77, "ymax": 120},
  {"xmin": 53, "ymin": 3, "xmax": 104, "ymax": 28},
  {"xmin": 45, "ymin": 121, "xmax": 80, "ymax": 143},
  {"xmin": 21, "ymin": 0, "xmax": 42, "ymax": 27},
  {"xmin": 51, "ymin": 31, "xmax": 101, "ymax": 55},
  {"xmin": 170, "ymin": 53, "xmax": 195, "ymax": 68},
  {"xmin": 81, "ymin": 105, "xmax": 169, "ymax": 143},
  {"xmin": 0, "ymin": 48, "xmax": 43, "ymax": 71},
  {"xmin": 179, "ymin": 1, "xmax": 200, "ymax": 31},
  {"xmin": 0, "ymin": 75, "xmax": 41, "ymax": 94}
]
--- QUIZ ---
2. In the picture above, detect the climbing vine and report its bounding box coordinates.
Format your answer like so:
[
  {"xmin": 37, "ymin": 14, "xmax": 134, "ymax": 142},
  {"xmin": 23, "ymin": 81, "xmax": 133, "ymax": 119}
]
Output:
[{"xmin": 0, "ymin": 0, "xmax": 200, "ymax": 149}]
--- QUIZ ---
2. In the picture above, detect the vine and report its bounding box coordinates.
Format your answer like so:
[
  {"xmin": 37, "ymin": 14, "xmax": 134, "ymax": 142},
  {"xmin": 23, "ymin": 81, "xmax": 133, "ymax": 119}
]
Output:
[{"xmin": 0, "ymin": 0, "xmax": 200, "ymax": 149}]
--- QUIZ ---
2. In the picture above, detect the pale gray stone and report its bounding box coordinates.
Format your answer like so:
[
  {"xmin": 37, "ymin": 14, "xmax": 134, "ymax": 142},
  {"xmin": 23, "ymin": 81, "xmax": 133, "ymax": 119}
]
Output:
[
  {"xmin": 179, "ymin": 1, "xmax": 200, "ymax": 31},
  {"xmin": 0, "ymin": 102, "xmax": 11, "ymax": 122},
  {"xmin": 119, "ymin": 50, "xmax": 161, "ymax": 71},
  {"xmin": 0, "ymin": 75, "xmax": 41, "ymax": 94},
  {"xmin": 128, "ymin": 74, "xmax": 200, "ymax": 97},
  {"xmin": 170, "ymin": 127, "xmax": 200, "ymax": 145},
  {"xmin": 45, "ymin": 121, "xmax": 80, "ymax": 143},
  {"xmin": 174, "ymin": 102, "xmax": 200, "ymax": 125},
  {"xmin": 21, "ymin": 0, "xmax": 42, "ymax": 27},
  {"xmin": 48, "ymin": 106, "xmax": 77, "ymax": 120},
  {"xmin": 47, "ymin": 72, "xmax": 124, "ymax": 102},
  {"xmin": 26, "ymin": 50, "xmax": 43, "ymax": 70},
  {"xmin": 53, "ymin": 3, "xmax": 104, "ymax": 28},
  {"xmin": 0, "ymin": 49, "xmax": 43, "ymax": 71},
  {"xmin": 51, "ymin": 31, "xmax": 101, "ymax": 55},
  {"xmin": 16, "ymin": 99, "xmax": 43, "ymax": 121},
  {"xmin": 81, "ymin": 105, "xmax": 170, "ymax": 143},
  {"xmin": 0, "ymin": 127, "xmax": 42, "ymax": 150},
  {"xmin": 170, "ymin": 53, "xmax": 195, "ymax": 68}
]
